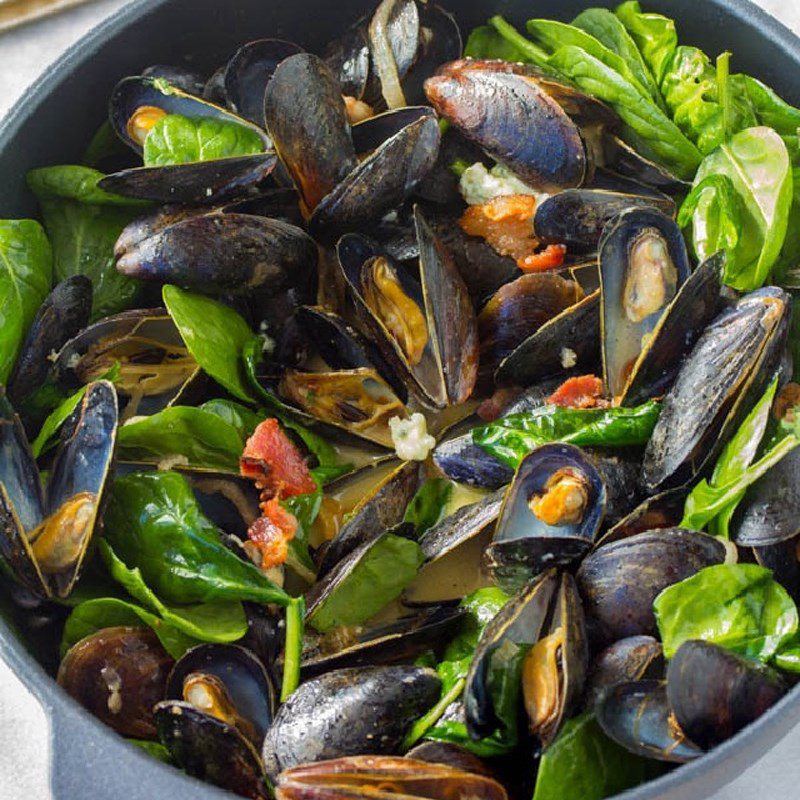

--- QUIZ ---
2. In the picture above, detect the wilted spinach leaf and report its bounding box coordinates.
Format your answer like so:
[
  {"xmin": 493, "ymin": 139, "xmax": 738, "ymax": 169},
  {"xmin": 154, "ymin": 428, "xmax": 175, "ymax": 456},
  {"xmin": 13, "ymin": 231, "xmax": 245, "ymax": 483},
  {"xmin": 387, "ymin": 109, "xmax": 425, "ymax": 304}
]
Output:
[
  {"xmin": 654, "ymin": 563, "xmax": 798, "ymax": 660},
  {"xmin": 404, "ymin": 479, "xmax": 454, "ymax": 536},
  {"xmin": 614, "ymin": 1, "xmax": 678, "ymax": 84},
  {"xmin": 0, "ymin": 219, "xmax": 52, "ymax": 384},
  {"xmin": 143, "ymin": 115, "xmax": 265, "ymax": 167}
]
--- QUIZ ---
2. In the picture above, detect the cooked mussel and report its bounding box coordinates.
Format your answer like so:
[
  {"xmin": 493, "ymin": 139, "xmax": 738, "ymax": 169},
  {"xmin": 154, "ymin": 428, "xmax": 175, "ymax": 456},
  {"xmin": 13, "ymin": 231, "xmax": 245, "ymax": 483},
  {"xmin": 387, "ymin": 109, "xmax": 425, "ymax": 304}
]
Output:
[
  {"xmin": 534, "ymin": 189, "xmax": 675, "ymax": 255},
  {"xmin": 465, "ymin": 569, "xmax": 587, "ymax": 746},
  {"xmin": 262, "ymin": 666, "xmax": 441, "ymax": 778},
  {"xmin": 7, "ymin": 276, "xmax": 92, "ymax": 409},
  {"xmin": 666, "ymin": 640, "xmax": 787, "ymax": 750},
  {"xmin": 50, "ymin": 307, "xmax": 200, "ymax": 418},
  {"xmin": 276, "ymin": 756, "xmax": 507, "ymax": 800},
  {"xmin": 495, "ymin": 290, "xmax": 600, "ymax": 387},
  {"xmin": 337, "ymin": 208, "xmax": 477, "ymax": 409},
  {"xmin": 585, "ymin": 636, "xmax": 664, "ymax": 707},
  {"xmin": 165, "ymin": 643, "xmax": 276, "ymax": 746},
  {"xmin": 576, "ymin": 529, "xmax": 727, "ymax": 647},
  {"xmin": 600, "ymin": 208, "xmax": 690, "ymax": 398},
  {"xmin": 0, "ymin": 381, "xmax": 118, "ymax": 598},
  {"xmin": 478, "ymin": 273, "xmax": 584, "ymax": 388},
  {"xmin": 485, "ymin": 445, "xmax": 606, "ymax": 593},
  {"xmin": 595, "ymin": 680, "xmax": 703, "ymax": 763},
  {"xmin": 643, "ymin": 287, "xmax": 790, "ymax": 490},
  {"xmin": 225, "ymin": 39, "xmax": 304, "ymax": 125},
  {"xmin": 301, "ymin": 605, "xmax": 466, "ymax": 676},
  {"xmin": 58, "ymin": 626, "xmax": 173, "ymax": 738},
  {"xmin": 116, "ymin": 212, "xmax": 317, "ymax": 296},
  {"xmin": 425, "ymin": 60, "xmax": 616, "ymax": 191},
  {"xmin": 155, "ymin": 700, "xmax": 270, "ymax": 799},
  {"xmin": 316, "ymin": 460, "xmax": 421, "ymax": 575}
]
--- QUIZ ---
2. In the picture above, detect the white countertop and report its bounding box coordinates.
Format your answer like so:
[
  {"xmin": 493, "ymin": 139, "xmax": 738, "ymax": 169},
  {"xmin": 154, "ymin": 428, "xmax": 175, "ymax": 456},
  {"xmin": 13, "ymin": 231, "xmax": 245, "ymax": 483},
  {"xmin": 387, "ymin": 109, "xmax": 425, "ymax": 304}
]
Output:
[{"xmin": 0, "ymin": 1, "xmax": 798, "ymax": 799}]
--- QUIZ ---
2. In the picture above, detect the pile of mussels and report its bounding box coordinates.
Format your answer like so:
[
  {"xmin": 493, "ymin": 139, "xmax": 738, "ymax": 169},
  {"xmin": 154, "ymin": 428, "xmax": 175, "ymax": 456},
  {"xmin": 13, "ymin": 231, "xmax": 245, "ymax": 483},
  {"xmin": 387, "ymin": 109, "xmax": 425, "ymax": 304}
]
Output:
[{"xmin": 2, "ymin": 0, "xmax": 800, "ymax": 799}]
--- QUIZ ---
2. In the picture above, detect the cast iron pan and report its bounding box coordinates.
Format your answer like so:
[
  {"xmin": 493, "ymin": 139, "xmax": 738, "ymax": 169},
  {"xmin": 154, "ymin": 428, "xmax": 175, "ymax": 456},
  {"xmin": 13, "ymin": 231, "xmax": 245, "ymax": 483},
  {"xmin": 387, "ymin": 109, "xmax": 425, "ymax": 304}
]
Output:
[{"xmin": 0, "ymin": 1, "xmax": 799, "ymax": 798}]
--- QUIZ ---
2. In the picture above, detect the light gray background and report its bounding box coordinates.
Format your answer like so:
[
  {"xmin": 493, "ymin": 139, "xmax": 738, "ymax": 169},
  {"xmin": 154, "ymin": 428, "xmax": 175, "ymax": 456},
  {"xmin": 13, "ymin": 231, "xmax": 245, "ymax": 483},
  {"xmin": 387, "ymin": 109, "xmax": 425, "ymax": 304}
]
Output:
[{"xmin": 0, "ymin": 0, "xmax": 798, "ymax": 798}]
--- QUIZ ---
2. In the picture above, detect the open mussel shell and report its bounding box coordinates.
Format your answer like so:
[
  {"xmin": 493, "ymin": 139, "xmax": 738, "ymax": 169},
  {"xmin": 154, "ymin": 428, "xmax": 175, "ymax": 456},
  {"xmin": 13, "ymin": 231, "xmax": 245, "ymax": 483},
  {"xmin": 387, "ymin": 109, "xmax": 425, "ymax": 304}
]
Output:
[
  {"xmin": 337, "ymin": 207, "xmax": 477, "ymax": 409},
  {"xmin": 432, "ymin": 430, "xmax": 513, "ymax": 490},
  {"xmin": 485, "ymin": 445, "xmax": 606, "ymax": 594},
  {"xmin": 264, "ymin": 53, "xmax": 358, "ymax": 213},
  {"xmin": 643, "ymin": 287, "xmax": 790, "ymax": 491},
  {"xmin": 403, "ymin": 489, "xmax": 503, "ymax": 606},
  {"xmin": 316, "ymin": 460, "xmax": 421, "ymax": 576},
  {"xmin": 262, "ymin": 666, "xmax": 441, "ymax": 779},
  {"xmin": 109, "ymin": 75, "xmax": 270, "ymax": 153},
  {"xmin": 141, "ymin": 64, "xmax": 207, "ymax": 95},
  {"xmin": 585, "ymin": 635, "xmax": 664, "ymax": 708},
  {"xmin": 51, "ymin": 307, "xmax": 201, "ymax": 418},
  {"xmin": 479, "ymin": 273, "xmax": 585, "ymax": 389},
  {"xmin": 495, "ymin": 290, "xmax": 600, "ymax": 388},
  {"xmin": 99, "ymin": 153, "xmax": 278, "ymax": 206},
  {"xmin": 155, "ymin": 700, "xmax": 270, "ymax": 799},
  {"xmin": 276, "ymin": 756, "xmax": 507, "ymax": 800},
  {"xmin": 603, "ymin": 135, "xmax": 691, "ymax": 195},
  {"xmin": 534, "ymin": 190, "xmax": 675, "ymax": 255},
  {"xmin": 367, "ymin": 0, "xmax": 421, "ymax": 106},
  {"xmin": 58, "ymin": 626, "xmax": 173, "ymax": 738},
  {"xmin": 224, "ymin": 39, "xmax": 304, "ymax": 125},
  {"xmin": 465, "ymin": 569, "xmax": 587, "ymax": 746},
  {"xmin": 600, "ymin": 207, "xmax": 690, "ymax": 398},
  {"xmin": 7, "ymin": 276, "xmax": 92, "ymax": 408},
  {"xmin": 323, "ymin": 21, "xmax": 371, "ymax": 99},
  {"xmin": 301, "ymin": 605, "xmax": 466, "ymax": 677},
  {"xmin": 309, "ymin": 110, "xmax": 441, "ymax": 236},
  {"xmin": 425, "ymin": 61, "xmax": 590, "ymax": 192},
  {"xmin": 165, "ymin": 644, "xmax": 276, "ymax": 745},
  {"xmin": 116, "ymin": 212, "xmax": 317, "ymax": 296},
  {"xmin": 404, "ymin": 742, "xmax": 495, "ymax": 777},
  {"xmin": 576, "ymin": 529, "xmax": 727, "ymax": 648},
  {"xmin": 596, "ymin": 680, "xmax": 703, "ymax": 763},
  {"xmin": 666, "ymin": 640, "xmax": 787, "ymax": 751},
  {"xmin": 619, "ymin": 253, "xmax": 724, "ymax": 407},
  {"xmin": 597, "ymin": 487, "xmax": 688, "ymax": 547}
]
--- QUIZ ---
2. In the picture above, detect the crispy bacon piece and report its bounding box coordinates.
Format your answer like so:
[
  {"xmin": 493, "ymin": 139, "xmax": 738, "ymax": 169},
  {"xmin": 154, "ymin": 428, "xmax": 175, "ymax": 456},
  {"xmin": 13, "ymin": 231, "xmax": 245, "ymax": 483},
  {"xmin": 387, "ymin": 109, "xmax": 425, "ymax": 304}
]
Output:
[
  {"xmin": 517, "ymin": 244, "xmax": 567, "ymax": 273},
  {"xmin": 240, "ymin": 419, "xmax": 315, "ymax": 499},
  {"xmin": 246, "ymin": 498, "xmax": 298, "ymax": 570},
  {"xmin": 459, "ymin": 195, "xmax": 538, "ymax": 260},
  {"xmin": 547, "ymin": 375, "xmax": 606, "ymax": 409}
]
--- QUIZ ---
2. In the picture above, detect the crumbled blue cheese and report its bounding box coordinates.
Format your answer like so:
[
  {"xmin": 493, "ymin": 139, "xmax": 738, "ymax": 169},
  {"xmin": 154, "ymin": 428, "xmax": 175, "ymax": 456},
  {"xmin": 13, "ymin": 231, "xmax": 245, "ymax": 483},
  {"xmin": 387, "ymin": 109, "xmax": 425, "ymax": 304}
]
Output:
[
  {"xmin": 560, "ymin": 347, "xmax": 578, "ymax": 369},
  {"xmin": 389, "ymin": 413, "xmax": 436, "ymax": 461},
  {"xmin": 459, "ymin": 162, "xmax": 550, "ymax": 206}
]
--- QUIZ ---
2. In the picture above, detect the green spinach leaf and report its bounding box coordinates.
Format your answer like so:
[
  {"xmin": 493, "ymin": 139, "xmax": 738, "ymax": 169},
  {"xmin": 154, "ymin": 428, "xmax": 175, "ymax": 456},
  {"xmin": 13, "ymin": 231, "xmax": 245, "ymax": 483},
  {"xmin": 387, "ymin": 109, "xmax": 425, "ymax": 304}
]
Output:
[
  {"xmin": 143, "ymin": 115, "xmax": 264, "ymax": 167},
  {"xmin": 61, "ymin": 596, "xmax": 200, "ymax": 659},
  {"xmin": 28, "ymin": 165, "xmax": 146, "ymax": 207},
  {"xmin": 774, "ymin": 635, "xmax": 800, "ymax": 672},
  {"xmin": 0, "ymin": 219, "xmax": 52, "ymax": 384},
  {"xmin": 99, "ymin": 540, "xmax": 249, "ymax": 643},
  {"xmin": 306, "ymin": 532, "xmax": 424, "ymax": 632},
  {"xmin": 403, "ymin": 479, "xmax": 454, "ymax": 536},
  {"xmin": 474, "ymin": 401, "xmax": 660, "ymax": 469},
  {"xmin": 691, "ymin": 127, "xmax": 792, "ymax": 291},
  {"xmin": 653, "ymin": 563, "xmax": 799, "ymax": 660},
  {"xmin": 614, "ymin": 1, "xmax": 678, "ymax": 84},
  {"xmin": 464, "ymin": 23, "xmax": 539, "ymax": 62},
  {"xmin": 163, "ymin": 285, "xmax": 257, "ymax": 404},
  {"xmin": 743, "ymin": 75, "xmax": 800, "ymax": 136},
  {"xmin": 103, "ymin": 471, "xmax": 290, "ymax": 606},
  {"xmin": 117, "ymin": 405, "xmax": 246, "ymax": 472},
  {"xmin": 532, "ymin": 712, "xmax": 663, "ymax": 800}
]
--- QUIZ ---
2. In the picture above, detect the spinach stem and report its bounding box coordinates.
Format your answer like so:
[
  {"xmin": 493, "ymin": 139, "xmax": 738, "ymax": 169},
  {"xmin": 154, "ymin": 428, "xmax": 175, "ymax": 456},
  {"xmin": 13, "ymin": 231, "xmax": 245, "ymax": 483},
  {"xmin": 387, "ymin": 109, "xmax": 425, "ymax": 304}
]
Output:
[
  {"xmin": 402, "ymin": 677, "xmax": 466, "ymax": 750},
  {"xmin": 717, "ymin": 51, "xmax": 732, "ymax": 140},
  {"xmin": 280, "ymin": 597, "xmax": 305, "ymax": 702}
]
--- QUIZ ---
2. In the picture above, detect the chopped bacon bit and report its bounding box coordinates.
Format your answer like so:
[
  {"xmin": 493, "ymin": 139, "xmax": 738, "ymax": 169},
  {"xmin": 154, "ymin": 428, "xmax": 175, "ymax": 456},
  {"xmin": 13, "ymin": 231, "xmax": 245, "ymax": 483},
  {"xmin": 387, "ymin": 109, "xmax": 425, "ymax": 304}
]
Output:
[
  {"xmin": 477, "ymin": 386, "xmax": 523, "ymax": 422},
  {"xmin": 548, "ymin": 375, "xmax": 607, "ymax": 409},
  {"xmin": 240, "ymin": 419, "xmax": 316, "ymax": 500},
  {"xmin": 344, "ymin": 95, "xmax": 375, "ymax": 124},
  {"xmin": 517, "ymin": 244, "xmax": 568, "ymax": 273},
  {"xmin": 246, "ymin": 498, "xmax": 298, "ymax": 570},
  {"xmin": 774, "ymin": 382, "xmax": 800, "ymax": 423},
  {"xmin": 459, "ymin": 195, "xmax": 539, "ymax": 261}
]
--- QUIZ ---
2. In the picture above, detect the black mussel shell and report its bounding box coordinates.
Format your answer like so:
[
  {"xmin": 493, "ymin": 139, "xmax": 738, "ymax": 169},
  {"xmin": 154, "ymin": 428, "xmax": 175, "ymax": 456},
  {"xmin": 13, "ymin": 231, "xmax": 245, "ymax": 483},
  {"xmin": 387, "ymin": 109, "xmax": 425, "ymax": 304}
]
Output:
[
  {"xmin": 323, "ymin": 20, "xmax": 371, "ymax": 99},
  {"xmin": 603, "ymin": 135, "xmax": 691, "ymax": 195},
  {"xmin": 141, "ymin": 64, "xmax": 207, "ymax": 95},
  {"xmin": 576, "ymin": 529, "xmax": 726, "ymax": 647},
  {"xmin": 597, "ymin": 487, "xmax": 688, "ymax": 547},
  {"xmin": 262, "ymin": 665, "xmax": 441, "ymax": 778},
  {"xmin": 666, "ymin": 640, "xmax": 787, "ymax": 751},
  {"xmin": 585, "ymin": 635, "xmax": 664, "ymax": 707}
]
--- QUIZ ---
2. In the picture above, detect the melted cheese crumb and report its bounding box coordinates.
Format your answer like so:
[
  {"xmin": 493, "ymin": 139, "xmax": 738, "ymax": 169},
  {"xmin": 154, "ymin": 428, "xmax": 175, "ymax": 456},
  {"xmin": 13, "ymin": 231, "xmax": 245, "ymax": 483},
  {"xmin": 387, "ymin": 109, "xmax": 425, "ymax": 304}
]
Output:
[
  {"xmin": 389, "ymin": 413, "xmax": 436, "ymax": 462},
  {"xmin": 560, "ymin": 347, "xmax": 578, "ymax": 369},
  {"xmin": 459, "ymin": 162, "xmax": 550, "ymax": 206}
]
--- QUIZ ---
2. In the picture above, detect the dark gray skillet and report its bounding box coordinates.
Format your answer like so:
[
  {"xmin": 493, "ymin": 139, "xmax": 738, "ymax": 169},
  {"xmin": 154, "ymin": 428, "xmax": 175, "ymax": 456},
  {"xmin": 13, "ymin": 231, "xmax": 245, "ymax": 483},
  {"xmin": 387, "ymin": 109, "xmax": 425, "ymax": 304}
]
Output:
[{"xmin": 0, "ymin": 0, "xmax": 798, "ymax": 797}]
